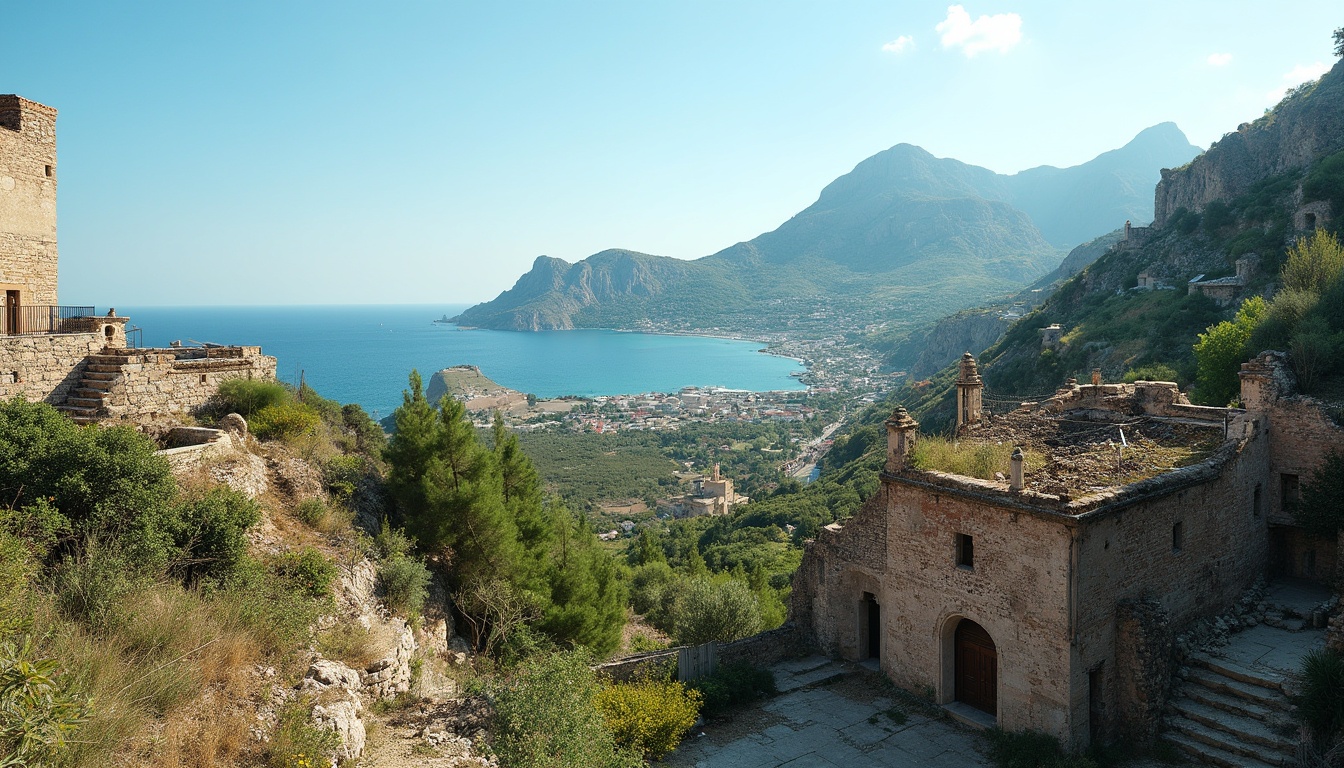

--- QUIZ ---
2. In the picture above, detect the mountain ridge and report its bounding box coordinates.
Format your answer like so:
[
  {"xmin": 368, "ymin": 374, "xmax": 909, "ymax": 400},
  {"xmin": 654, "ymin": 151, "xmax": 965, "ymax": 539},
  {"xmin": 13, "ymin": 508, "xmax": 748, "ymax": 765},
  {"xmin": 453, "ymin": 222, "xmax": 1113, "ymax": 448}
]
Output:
[{"xmin": 455, "ymin": 125, "xmax": 1201, "ymax": 334}]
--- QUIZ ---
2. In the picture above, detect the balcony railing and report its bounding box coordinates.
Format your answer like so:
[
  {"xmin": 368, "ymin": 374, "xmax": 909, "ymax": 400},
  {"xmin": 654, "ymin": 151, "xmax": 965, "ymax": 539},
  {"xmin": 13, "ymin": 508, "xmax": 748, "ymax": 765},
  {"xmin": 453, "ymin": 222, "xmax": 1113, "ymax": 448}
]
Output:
[{"xmin": 1, "ymin": 305, "xmax": 96, "ymax": 335}]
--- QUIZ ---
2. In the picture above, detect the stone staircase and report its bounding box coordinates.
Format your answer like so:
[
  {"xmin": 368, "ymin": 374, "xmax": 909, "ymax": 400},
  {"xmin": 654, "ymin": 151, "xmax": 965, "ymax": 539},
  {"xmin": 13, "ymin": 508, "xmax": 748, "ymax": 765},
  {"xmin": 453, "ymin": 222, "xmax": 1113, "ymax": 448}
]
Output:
[
  {"xmin": 1163, "ymin": 653, "xmax": 1299, "ymax": 768},
  {"xmin": 55, "ymin": 352, "xmax": 130, "ymax": 424}
]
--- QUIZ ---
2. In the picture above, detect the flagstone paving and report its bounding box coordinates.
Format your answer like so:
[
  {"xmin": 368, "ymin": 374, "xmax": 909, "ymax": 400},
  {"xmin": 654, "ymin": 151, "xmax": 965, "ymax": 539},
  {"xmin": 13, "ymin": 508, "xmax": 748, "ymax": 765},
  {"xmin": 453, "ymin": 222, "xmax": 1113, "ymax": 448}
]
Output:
[{"xmin": 664, "ymin": 657, "xmax": 992, "ymax": 768}]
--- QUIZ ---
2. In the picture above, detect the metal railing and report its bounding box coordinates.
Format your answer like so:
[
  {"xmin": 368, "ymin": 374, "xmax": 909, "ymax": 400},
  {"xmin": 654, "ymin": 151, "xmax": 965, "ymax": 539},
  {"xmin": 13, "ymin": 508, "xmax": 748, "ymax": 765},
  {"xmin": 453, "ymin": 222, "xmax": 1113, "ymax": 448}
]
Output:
[
  {"xmin": 125, "ymin": 325, "xmax": 144, "ymax": 349},
  {"xmin": 1, "ymin": 305, "xmax": 95, "ymax": 335}
]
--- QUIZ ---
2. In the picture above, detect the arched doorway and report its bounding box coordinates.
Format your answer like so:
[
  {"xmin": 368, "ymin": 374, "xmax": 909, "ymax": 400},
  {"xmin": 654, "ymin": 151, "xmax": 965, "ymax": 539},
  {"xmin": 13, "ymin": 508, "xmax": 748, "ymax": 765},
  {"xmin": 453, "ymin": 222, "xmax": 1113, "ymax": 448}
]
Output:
[
  {"xmin": 954, "ymin": 619, "xmax": 997, "ymax": 715},
  {"xmin": 862, "ymin": 593, "xmax": 880, "ymax": 659}
]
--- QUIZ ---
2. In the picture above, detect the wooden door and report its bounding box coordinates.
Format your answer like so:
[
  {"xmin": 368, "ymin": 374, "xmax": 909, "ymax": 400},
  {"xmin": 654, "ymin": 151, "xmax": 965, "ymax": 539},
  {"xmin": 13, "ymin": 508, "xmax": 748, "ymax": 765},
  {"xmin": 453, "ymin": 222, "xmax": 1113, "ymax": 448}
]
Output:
[
  {"xmin": 3, "ymin": 291, "xmax": 17, "ymax": 335},
  {"xmin": 955, "ymin": 619, "xmax": 997, "ymax": 716}
]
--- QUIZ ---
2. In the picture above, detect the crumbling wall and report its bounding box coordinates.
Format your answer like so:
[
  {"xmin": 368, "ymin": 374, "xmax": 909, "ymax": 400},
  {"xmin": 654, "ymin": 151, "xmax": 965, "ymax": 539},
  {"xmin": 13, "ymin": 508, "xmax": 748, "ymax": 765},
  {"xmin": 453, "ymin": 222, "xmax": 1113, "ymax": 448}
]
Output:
[
  {"xmin": 1113, "ymin": 598, "xmax": 1172, "ymax": 745},
  {"xmin": 99, "ymin": 347, "xmax": 277, "ymax": 420},
  {"xmin": 790, "ymin": 489, "xmax": 888, "ymax": 659}
]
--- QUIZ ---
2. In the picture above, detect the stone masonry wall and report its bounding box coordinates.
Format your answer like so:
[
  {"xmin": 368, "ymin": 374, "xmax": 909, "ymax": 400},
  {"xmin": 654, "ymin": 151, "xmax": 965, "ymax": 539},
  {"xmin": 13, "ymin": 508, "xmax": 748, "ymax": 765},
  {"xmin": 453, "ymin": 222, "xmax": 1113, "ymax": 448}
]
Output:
[
  {"xmin": 1069, "ymin": 416, "xmax": 1269, "ymax": 748},
  {"xmin": 0, "ymin": 96, "xmax": 59, "ymax": 306},
  {"xmin": 100, "ymin": 347, "xmax": 277, "ymax": 421},
  {"xmin": 0, "ymin": 331, "xmax": 103, "ymax": 403},
  {"xmin": 1112, "ymin": 599, "xmax": 1173, "ymax": 744}
]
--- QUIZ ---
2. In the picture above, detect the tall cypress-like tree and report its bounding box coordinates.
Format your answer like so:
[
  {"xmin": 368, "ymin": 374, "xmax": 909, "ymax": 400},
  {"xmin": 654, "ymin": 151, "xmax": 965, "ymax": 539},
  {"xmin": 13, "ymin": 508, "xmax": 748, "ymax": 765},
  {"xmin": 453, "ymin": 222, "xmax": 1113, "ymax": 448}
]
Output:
[{"xmin": 385, "ymin": 373, "xmax": 626, "ymax": 655}]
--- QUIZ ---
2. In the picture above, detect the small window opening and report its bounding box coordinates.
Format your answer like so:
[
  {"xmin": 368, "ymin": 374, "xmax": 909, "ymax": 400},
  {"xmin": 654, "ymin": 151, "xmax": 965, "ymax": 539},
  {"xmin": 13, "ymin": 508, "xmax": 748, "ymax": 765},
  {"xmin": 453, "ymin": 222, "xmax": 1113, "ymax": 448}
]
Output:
[
  {"xmin": 1172, "ymin": 522, "xmax": 1184, "ymax": 554},
  {"xmin": 1306, "ymin": 212, "xmax": 1318, "ymax": 230},
  {"xmin": 44, "ymin": 164, "xmax": 52, "ymax": 177},
  {"xmin": 199, "ymin": 374, "xmax": 207, "ymax": 384},
  {"xmin": 956, "ymin": 533, "xmax": 975, "ymax": 569},
  {"xmin": 1253, "ymin": 483, "xmax": 1262, "ymax": 518},
  {"xmin": 1281, "ymin": 474, "xmax": 1300, "ymax": 511}
]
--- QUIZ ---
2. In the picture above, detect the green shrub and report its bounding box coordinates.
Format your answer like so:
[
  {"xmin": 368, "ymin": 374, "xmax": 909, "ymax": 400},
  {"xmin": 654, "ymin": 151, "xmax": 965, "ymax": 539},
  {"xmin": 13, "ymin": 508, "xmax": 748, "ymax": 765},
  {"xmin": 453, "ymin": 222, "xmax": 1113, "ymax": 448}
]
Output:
[
  {"xmin": 322, "ymin": 454, "xmax": 364, "ymax": 500},
  {"xmin": 169, "ymin": 487, "xmax": 260, "ymax": 584},
  {"xmin": 491, "ymin": 651, "xmax": 640, "ymax": 768},
  {"xmin": 986, "ymin": 728, "xmax": 1098, "ymax": 768},
  {"xmin": 0, "ymin": 637, "xmax": 90, "ymax": 765},
  {"xmin": 669, "ymin": 576, "xmax": 762, "ymax": 647},
  {"xmin": 205, "ymin": 556, "xmax": 323, "ymax": 656},
  {"xmin": 216, "ymin": 378, "xmax": 291, "ymax": 418},
  {"xmin": 1294, "ymin": 452, "xmax": 1344, "ymax": 536},
  {"xmin": 1122, "ymin": 363, "xmax": 1181, "ymax": 384},
  {"xmin": 372, "ymin": 518, "xmax": 416, "ymax": 561},
  {"xmin": 296, "ymin": 498, "xmax": 327, "ymax": 528},
  {"xmin": 594, "ymin": 678, "xmax": 702, "ymax": 759},
  {"xmin": 379, "ymin": 555, "xmax": 431, "ymax": 618},
  {"xmin": 270, "ymin": 547, "xmax": 337, "ymax": 600},
  {"xmin": 51, "ymin": 541, "xmax": 143, "ymax": 632},
  {"xmin": 689, "ymin": 661, "xmax": 777, "ymax": 716},
  {"xmin": 1298, "ymin": 648, "xmax": 1344, "ymax": 743},
  {"xmin": 266, "ymin": 701, "xmax": 343, "ymax": 768},
  {"xmin": 250, "ymin": 402, "xmax": 321, "ymax": 441}
]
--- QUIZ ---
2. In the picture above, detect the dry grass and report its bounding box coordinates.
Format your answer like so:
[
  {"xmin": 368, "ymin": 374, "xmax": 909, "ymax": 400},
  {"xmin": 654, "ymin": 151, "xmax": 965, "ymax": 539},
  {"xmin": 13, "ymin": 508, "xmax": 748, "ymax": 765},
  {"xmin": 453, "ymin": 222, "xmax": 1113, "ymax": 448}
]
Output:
[
  {"xmin": 317, "ymin": 620, "xmax": 395, "ymax": 670},
  {"xmin": 909, "ymin": 436, "xmax": 1045, "ymax": 481},
  {"xmin": 37, "ymin": 582, "xmax": 267, "ymax": 768}
]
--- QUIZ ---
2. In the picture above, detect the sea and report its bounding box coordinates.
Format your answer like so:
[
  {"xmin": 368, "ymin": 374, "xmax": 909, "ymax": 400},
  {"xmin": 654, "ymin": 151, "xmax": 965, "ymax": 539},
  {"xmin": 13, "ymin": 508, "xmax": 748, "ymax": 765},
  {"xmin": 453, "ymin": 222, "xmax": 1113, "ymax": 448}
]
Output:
[{"xmin": 116, "ymin": 305, "xmax": 805, "ymax": 421}]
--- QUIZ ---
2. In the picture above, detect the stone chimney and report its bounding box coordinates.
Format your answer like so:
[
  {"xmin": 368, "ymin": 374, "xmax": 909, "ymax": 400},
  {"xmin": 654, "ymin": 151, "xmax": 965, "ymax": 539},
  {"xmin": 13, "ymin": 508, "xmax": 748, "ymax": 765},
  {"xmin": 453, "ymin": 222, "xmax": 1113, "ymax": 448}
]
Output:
[
  {"xmin": 956, "ymin": 353, "xmax": 984, "ymax": 432},
  {"xmin": 1238, "ymin": 351, "xmax": 1291, "ymax": 412},
  {"xmin": 884, "ymin": 406, "xmax": 919, "ymax": 473},
  {"xmin": 1091, "ymin": 368, "xmax": 1102, "ymax": 386},
  {"xmin": 1009, "ymin": 448, "xmax": 1024, "ymax": 491},
  {"xmin": 712, "ymin": 463, "xmax": 720, "ymax": 482}
]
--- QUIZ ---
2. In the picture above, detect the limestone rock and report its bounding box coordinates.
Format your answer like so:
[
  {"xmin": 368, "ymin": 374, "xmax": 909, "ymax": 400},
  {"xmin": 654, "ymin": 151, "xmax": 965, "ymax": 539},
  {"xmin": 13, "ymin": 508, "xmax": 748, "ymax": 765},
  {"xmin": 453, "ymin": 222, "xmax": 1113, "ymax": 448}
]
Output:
[
  {"xmin": 218, "ymin": 412, "xmax": 248, "ymax": 437},
  {"xmin": 311, "ymin": 694, "xmax": 365, "ymax": 764},
  {"xmin": 303, "ymin": 659, "xmax": 362, "ymax": 695}
]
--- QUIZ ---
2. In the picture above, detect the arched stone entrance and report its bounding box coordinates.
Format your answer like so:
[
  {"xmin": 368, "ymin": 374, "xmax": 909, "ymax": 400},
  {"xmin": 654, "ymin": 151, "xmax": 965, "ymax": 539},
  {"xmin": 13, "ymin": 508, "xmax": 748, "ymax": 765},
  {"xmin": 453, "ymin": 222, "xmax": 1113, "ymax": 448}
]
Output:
[{"xmin": 954, "ymin": 619, "xmax": 997, "ymax": 716}]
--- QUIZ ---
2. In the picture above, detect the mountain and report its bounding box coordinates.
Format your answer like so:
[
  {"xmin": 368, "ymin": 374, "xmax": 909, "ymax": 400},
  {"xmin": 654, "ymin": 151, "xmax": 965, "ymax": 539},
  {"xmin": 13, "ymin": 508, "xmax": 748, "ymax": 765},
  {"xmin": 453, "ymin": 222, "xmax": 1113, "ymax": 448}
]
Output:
[
  {"xmin": 1006, "ymin": 123, "xmax": 1202, "ymax": 247},
  {"xmin": 971, "ymin": 58, "xmax": 1344, "ymax": 402},
  {"xmin": 455, "ymin": 125, "xmax": 1201, "ymax": 335}
]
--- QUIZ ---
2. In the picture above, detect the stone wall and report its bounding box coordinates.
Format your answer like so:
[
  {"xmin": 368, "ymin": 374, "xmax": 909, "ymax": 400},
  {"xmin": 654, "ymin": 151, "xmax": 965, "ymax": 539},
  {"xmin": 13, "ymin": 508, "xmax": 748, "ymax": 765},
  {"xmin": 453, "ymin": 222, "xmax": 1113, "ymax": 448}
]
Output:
[
  {"xmin": 1112, "ymin": 599, "xmax": 1172, "ymax": 744},
  {"xmin": 99, "ymin": 347, "xmax": 277, "ymax": 421},
  {"xmin": 0, "ymin": 96, "xmax": 59, "ymax": 306},
  {"xmin": 0, "ymin": 331, "xmax": 103, "ymax": 403},
  {"xmin": 593, "ymin": 626, "xmax": 808, "ymax": 682}
]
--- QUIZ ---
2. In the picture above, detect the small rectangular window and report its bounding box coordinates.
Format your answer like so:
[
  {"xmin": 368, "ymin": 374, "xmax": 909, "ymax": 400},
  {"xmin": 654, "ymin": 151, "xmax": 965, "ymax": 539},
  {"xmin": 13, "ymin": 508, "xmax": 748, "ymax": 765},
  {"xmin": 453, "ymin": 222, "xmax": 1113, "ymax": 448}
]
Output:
[
  {"xmin": 1172, "ymin": 522, "xmax": 1183, "ymax": 554},
  {"xmin": 1281, "ymin": 474, "xmax": 1300, "ymax": 511},
  {"xmin": 956, "ymin": 533, "xmax": 974, "ymax": 569},
  {"xmin": 1253, "ymin": 483, "xmax": 1262, "ymax": 518},
  {"xmin": 44, "ymin": 164, "xmax": 52, "ymax": 177}
]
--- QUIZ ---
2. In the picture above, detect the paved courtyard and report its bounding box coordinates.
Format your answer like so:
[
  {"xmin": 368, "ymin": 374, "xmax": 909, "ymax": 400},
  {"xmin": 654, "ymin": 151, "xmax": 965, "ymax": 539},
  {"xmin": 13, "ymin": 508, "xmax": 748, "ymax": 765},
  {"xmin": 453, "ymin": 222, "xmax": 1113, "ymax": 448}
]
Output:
[{"xmin": 664, "ymin": 657, "xmax": 992, "ymax": 768}]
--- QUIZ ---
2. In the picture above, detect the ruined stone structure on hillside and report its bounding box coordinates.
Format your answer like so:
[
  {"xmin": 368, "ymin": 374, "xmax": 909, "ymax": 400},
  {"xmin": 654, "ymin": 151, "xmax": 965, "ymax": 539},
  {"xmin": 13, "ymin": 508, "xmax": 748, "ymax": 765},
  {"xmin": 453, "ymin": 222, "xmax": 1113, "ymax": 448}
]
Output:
[
  {"xmin": 791, "ymin": 353, "xmax": 1343, "ymax": 750},
  {"xmin": 0, "ymin": 95, "xmax": 274, "ymax": 422}
]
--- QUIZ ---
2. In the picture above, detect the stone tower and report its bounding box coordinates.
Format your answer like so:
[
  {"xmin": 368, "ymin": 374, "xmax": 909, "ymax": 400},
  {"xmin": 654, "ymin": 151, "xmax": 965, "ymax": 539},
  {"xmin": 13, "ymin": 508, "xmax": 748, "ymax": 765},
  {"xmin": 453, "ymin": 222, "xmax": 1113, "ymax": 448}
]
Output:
[
  {"xmin": 884, "ymin": 406, "xmax": 918, "ymax": 473},
  {"xmin": 956, "ymin": 352, "xmax": 984, "ymax": 431},
  {"xmin": 0, "ymin": 96, "xmax": 59, "ymax": 312}
]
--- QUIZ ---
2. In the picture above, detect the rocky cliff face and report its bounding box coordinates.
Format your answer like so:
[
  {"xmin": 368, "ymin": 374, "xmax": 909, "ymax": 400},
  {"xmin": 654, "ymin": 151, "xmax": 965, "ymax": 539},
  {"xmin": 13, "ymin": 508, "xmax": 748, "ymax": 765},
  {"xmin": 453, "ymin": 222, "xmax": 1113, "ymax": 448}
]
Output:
[{"xmin": 1155, "ymin": 59, "xmax": 1344, "ymax": 226}]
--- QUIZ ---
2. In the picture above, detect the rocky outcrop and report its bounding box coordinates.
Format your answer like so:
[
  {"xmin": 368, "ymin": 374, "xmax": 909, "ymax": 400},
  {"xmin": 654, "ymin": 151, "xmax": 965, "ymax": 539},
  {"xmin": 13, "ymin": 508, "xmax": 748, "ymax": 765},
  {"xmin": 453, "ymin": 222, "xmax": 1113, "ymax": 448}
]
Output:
[
  {"xmin": 1155, "ymin": 59, "xmax": 1344, "ymax": 226},
  {"xmin": 886, "ymin": 311, "xmax": 1010, "ymax": 379}
]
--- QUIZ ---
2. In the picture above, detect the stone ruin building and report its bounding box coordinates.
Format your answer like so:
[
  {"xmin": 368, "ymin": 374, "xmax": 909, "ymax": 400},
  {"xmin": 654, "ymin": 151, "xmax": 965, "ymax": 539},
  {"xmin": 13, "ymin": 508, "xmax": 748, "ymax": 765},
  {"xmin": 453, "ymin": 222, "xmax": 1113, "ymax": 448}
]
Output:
[
  {"xmin": 792, "ymin": 351, "xmax": 1344, "ymax": 751},
  {"xmin": 0, "ymin": 95, "xmax": 275, "ymax": 423}
]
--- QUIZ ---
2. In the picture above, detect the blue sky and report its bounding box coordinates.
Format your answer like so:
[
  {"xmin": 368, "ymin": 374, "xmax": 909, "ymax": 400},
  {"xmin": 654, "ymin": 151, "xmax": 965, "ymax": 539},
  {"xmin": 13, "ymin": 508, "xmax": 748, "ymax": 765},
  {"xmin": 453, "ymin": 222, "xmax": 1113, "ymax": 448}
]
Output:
[{"xmin": 7, "ymin": 2, "xmax": 1340, "ymax": 306}]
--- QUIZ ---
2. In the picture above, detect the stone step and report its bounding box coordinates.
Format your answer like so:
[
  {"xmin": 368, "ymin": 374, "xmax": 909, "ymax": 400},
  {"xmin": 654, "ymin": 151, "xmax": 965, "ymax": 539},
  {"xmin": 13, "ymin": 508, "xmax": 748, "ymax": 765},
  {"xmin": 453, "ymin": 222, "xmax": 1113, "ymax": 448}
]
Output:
[
  {"xmin": 56, "ymin": 404, "xmax": 97, "ymax": 416},
  {"xmin": 1184, "ymin": 668, "xmax": 1292, "ymax": 713},
  {"xmin": 1168, "ymin": 715, "xmax": 1292, "ymax": 765},
  {"xmin": 75, "ymin": 383, "xmax": 112, "ymax": 395},
  {"xmin": 81, "ymin": 372, "xmax": 118, "ymax": 382},
  {"xmin": 85, "ymin": 364, "xmax": 125, "ymax": 373},
  {"xmin": 1163, "ymin": 730, "xmax": 1285, "ymax": 768},
  {"xmin": 1179, "ymin": 682, "xmax": 1291, "ymax": 725},
  {"xmin": 1189, "ymin": 654, "xmax": 1287, "ymax": 693},
  {"xmin": 1170, "ymin": 698, "xmax": 1295, "ymax": 753},
  {"xmin": 64, "ymin": 397, "xmax": 104, "ymax": 409}
]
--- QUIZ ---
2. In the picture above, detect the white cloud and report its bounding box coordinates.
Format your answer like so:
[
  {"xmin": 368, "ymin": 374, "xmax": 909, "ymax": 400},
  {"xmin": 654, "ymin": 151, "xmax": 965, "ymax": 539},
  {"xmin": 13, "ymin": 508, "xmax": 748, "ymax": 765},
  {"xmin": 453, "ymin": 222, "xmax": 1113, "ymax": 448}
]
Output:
[
  {"xmin": 1266, "ymin": 61, "xmax": 1331, "ymax": 102},
  {"xmin": 882, "ymin": 35, "xmax": 914, "ymax": 54},
  {"xmin": 1206, "ymin": 52, "xmax": 1232, "ymax": 67},
  {"xmin": 935, "ymin": 4, "xmax": 1022, "ymax": 57}
]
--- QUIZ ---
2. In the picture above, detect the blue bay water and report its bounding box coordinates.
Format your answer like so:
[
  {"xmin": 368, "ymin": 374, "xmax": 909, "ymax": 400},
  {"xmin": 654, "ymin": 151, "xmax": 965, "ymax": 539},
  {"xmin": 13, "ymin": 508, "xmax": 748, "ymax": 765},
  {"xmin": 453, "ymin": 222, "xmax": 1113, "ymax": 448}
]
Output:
[{"xmin": 117, "ymin": 305, "xmax": 804, "ymax": 420}]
